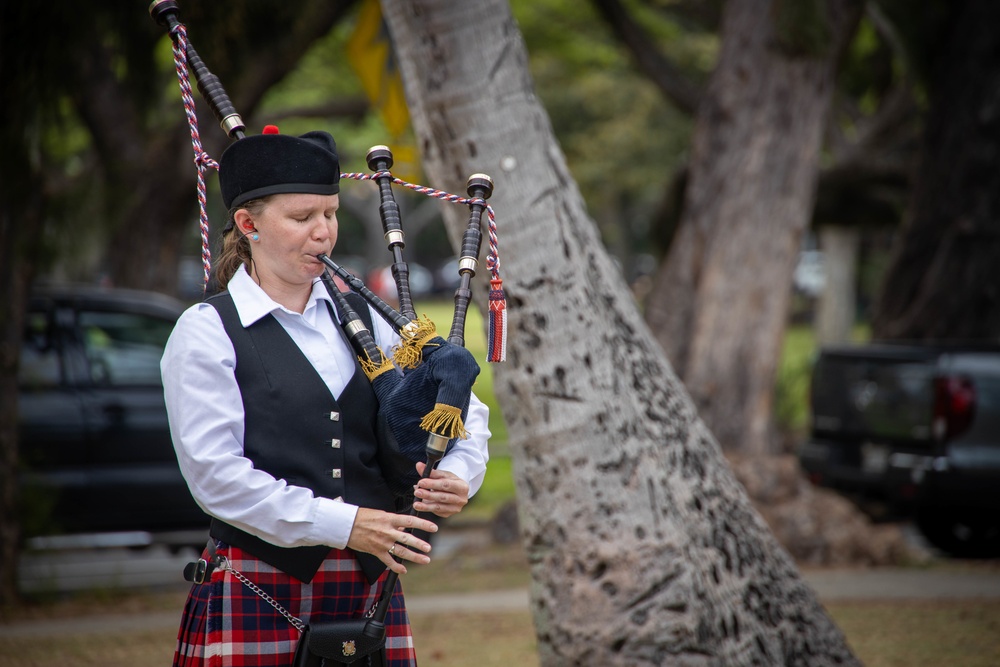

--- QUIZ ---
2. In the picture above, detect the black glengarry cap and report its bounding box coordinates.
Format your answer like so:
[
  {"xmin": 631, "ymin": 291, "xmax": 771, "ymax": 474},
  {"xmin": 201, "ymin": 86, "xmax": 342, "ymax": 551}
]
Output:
[{"xmin": 219, "ymin": 125, "xmax": 340, "ymax": 209}]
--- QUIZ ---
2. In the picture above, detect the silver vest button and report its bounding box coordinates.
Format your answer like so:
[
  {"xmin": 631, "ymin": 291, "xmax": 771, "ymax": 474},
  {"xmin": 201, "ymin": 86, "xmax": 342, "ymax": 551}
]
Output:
[
  {"xmin": 331, "ymin": 468, "xmax": 342, "ymax": 479},
  {"xmin": 330, "ymin": 439, "xmax": 341, "ymax": 449},
  {"xmin": 329, "ymin": 411, "xmax": 340, "ymax": 421}
]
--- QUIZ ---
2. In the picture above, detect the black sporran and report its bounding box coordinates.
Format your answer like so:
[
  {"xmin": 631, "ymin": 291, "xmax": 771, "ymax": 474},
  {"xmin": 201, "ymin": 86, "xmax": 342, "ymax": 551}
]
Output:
[{"xmin": 292, "ymin": 619, "xmax": 387, "ymax": 667}]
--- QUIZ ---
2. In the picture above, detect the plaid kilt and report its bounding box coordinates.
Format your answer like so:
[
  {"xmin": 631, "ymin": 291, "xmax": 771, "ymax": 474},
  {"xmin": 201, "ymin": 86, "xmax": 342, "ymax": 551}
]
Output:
[{"xmin": 173, "ymin": 542, "xmax": 416, "ymax": 666}]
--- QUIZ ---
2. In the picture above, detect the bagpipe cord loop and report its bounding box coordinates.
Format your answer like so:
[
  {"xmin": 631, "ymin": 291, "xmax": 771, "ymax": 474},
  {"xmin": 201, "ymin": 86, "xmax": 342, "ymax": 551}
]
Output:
[
  {"xmin": 344, "ymin": 171, "xmax": 507, "ymax": 363},
  {"xmin": 170, "ymin": 24, "xmax": 218, "ymax": 291}
]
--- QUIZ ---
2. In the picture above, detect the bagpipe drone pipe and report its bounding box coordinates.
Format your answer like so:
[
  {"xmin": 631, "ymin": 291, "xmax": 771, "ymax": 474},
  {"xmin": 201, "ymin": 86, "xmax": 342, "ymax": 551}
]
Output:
[{"xmin": 149, "ymin": 0, "xmax": 506, "ymax": 522}]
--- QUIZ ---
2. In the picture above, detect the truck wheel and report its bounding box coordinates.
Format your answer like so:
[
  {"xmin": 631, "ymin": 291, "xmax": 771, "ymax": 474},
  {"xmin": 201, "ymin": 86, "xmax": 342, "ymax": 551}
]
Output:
[{"xmin": 915, "ymin": 509, "xmax": 1000, "ymax": 559}]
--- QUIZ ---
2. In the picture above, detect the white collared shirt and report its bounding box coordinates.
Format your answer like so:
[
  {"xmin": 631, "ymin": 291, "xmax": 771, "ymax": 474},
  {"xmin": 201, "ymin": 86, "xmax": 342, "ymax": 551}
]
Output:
[{"xmin": 160, "ymin": 266, "xmax": 490, "ymax": 550}]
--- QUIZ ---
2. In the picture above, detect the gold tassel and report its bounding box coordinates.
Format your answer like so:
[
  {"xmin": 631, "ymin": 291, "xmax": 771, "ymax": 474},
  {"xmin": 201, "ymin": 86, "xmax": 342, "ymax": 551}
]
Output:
[
  {"xmin": 419, "ymin": 403, "xmax": 468, "ymax": 440},
  {"xmin": 392, "ymin": 315, "xmax": 440, "ymax": 369},
  {"xmin": 359, "ymin": 354, "xmax": 396, "ymax": 382}
]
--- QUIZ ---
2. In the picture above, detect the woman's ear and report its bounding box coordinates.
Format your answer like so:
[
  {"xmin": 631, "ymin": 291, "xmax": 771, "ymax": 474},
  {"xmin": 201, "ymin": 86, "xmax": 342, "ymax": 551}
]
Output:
[{"xmin": 233, "ymin": 209, "xmax": 256, "ymax": 236}]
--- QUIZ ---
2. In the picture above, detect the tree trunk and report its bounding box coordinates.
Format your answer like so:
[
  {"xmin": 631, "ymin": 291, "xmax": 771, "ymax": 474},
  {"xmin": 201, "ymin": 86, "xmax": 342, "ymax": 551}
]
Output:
[
  {"xmin": 872, "ymin": 0, "xmax": 1000, "ymax": 341},
  {"xmin": 816, "ymin": 225, "xmax": 859, "ymax": 345},
  {"xmin": 382, "ymin": 1, "xmax": 858, "ymax": 664},
  {"xmin": 105, "ymin": 129, "xmax": 198, "ymax": 292},
  {"xmin": 644, "ymin": 0, "xmax": 862, "ymax": 456},
  {"xmin": 0, "ymin": 173, "xmax": 44, "ymax": 607}
]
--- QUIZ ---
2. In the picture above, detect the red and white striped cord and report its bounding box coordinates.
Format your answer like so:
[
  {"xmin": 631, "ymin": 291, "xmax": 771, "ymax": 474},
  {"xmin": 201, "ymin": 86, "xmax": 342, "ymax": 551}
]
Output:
[{"xmin": 170, "ymin": 24, "xmax": 218, "ymax": 291}]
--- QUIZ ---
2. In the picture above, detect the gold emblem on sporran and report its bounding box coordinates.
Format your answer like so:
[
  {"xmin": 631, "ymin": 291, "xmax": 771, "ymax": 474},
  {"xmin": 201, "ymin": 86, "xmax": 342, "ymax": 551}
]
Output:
[{"xmin": 342, "ymin": 639, "xmax": 357, "ymax": 657}]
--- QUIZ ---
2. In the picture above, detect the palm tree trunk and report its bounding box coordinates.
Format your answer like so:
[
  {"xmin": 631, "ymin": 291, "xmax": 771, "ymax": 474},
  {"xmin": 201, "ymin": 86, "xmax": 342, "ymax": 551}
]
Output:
[{"xmin": 382, "ymin": 1, "xmax": 859, "ymax": 663}]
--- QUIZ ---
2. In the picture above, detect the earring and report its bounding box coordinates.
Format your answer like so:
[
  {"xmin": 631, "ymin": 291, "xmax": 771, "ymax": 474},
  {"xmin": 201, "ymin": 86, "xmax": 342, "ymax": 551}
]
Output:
[{"xmin": 250, "ymin": 232, "xmax": 260, "ymax": 241}]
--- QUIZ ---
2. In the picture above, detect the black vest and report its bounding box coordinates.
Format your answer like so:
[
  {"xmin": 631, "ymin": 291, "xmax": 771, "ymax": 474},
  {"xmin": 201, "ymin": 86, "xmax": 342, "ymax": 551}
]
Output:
[{"xmin": 207, "ymin": 292, "xmax": 395, "ymax": 584}]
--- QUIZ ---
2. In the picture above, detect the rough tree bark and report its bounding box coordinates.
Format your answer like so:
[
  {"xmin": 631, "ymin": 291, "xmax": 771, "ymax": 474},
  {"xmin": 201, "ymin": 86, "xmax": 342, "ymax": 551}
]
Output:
[
  {"xmin": 643, "ymin": 0, "xmax": 863, "ymax": 456},
  {"xmin": 872, "ymin": 0, "xmax": 1000, "ymax": 341},
  {"xmin": 0, "ymin": 194, "xmax": 42, "ymax": 606},
  {"xmin": 382, "ymin": 1, "xmax": 858, "ymax": 664}
]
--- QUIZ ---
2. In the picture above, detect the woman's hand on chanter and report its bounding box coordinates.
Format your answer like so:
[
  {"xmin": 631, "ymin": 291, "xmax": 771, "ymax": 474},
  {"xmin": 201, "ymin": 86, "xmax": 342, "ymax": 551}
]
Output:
[
  {"xmin": 348, "ymin": 508, "xmax": 437, "ymax": 574},
  {"xmin": 413, "ymin": 463, "xmax": 470, "ymax": 518}
]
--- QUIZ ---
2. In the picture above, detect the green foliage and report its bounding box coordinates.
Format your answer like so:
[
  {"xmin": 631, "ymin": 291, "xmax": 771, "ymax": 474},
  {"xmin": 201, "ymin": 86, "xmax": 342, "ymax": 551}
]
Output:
[
  {"xmin": 773, "ymin": 325, "xmax": 817, "ymax": 438},
  {"xmin": 258, "ymin": 16, "xmax": 419, "ymax": 174},
  {"xmin": 840, "ymin": 16, "xmax": 889, "ymax": 112},
  {"xmin": 14, "ymin": 0, "xmax": 924, "ymax": 286},
  {"xmin": 261, "ymin": 20, "xmax": 362, "ymax": 113},
  {"xmin": 510, "ymin": 0, "xmax": 711, "ymax": 260}
]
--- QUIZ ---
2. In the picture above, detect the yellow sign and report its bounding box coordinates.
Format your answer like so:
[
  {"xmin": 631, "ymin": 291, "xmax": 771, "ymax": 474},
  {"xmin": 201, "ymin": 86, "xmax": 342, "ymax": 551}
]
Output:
[{"xmin": 346, "ymin": 0, "xmax": 411, "ymax": 139}]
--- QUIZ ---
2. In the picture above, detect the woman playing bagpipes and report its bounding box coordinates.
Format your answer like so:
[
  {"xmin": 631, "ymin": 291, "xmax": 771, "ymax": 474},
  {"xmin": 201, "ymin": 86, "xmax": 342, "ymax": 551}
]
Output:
[{"xmin": 160, "ymin": 127, "xmax": 491, "ymax": 666}]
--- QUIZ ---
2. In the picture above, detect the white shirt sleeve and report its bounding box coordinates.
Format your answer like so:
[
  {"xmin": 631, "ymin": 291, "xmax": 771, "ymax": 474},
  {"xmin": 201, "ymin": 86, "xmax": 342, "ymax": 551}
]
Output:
[{"xmin": 160, "ymin": 303, "xmax": 359, "ymax": 550}]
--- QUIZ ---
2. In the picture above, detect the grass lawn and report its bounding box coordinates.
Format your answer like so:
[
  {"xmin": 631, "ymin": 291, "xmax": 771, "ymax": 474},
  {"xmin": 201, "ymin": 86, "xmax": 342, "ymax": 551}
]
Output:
[
  {"xmin": 412, "ymin": 599, "xmax": 1000, "ymax": 667},
  {"xmin": 827, "ymin": 599, "xmax": 1000, "ymax": 667},
  {"xmin": 2, "ymin": 540, "xmax": 998, "ymax": 667},
  {"xmin": 3, "ymin": 602, "xmax": 997, "ymax": 667}
]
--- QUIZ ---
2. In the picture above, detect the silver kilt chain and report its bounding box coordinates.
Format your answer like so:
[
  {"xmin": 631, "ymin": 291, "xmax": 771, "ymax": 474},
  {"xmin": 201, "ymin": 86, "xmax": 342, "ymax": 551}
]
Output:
[
  {"xmin": 217, "ymin": 556, "xmax": 307, "ymax": 632},
  {"xmin": 216, "ymin": 555, "xmax": 380, "ymax": 632}
]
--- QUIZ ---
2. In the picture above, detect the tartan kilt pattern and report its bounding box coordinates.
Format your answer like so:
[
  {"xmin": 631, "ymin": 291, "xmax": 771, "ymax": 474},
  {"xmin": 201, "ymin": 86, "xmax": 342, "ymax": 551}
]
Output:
[{"xmin": 173, "ymin": 542, "xmax": 416, "ymax": 666}]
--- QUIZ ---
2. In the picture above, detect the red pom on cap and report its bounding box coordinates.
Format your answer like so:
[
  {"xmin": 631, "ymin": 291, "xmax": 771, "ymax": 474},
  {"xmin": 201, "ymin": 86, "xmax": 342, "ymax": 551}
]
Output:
[{"xmin": 262, "ymin": 125, "xmax": 280, "ymax": 135}]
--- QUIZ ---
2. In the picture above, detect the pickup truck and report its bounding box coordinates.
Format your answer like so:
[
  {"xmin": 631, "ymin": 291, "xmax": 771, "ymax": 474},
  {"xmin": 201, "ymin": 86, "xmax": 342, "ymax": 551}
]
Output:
[{"xmin": 798, "ymin": 342, "xmax": 1000, "ymax": 558}]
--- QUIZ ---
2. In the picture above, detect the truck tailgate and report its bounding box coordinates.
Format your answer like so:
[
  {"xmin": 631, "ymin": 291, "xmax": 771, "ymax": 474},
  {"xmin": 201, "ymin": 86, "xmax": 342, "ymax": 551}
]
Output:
[{"xmin": 811, "ymin": 345, "xmax": 940, "ymax": 444}]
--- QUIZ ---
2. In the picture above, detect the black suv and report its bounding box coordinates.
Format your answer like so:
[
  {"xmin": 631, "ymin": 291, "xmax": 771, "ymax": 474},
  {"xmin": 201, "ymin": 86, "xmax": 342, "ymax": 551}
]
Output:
[{"xmin": 18, "ymin": 285, "xmax": 208, "ymax": 547}]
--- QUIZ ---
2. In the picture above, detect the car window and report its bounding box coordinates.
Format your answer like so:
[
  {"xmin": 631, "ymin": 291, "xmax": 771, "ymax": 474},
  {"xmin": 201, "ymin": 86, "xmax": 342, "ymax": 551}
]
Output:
[
  {"xmin": 19, "ymin": 311, "xmax": 60, "ymax": 389},
  {"xmin": 79, "ymin": 310, "xmax": 174, "ymax": 386}
]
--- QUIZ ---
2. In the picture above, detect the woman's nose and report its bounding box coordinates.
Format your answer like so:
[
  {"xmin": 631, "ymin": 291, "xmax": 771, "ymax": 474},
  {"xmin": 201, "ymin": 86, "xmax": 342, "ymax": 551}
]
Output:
[{"xmin": 312, "ymin": 219, "xmax": 331, "ymax": 240}]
